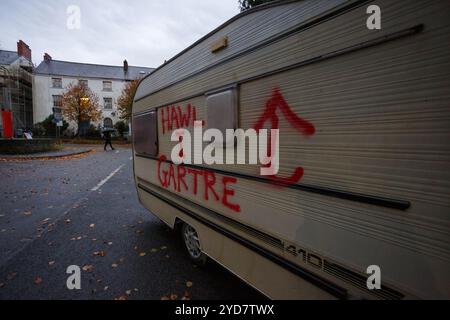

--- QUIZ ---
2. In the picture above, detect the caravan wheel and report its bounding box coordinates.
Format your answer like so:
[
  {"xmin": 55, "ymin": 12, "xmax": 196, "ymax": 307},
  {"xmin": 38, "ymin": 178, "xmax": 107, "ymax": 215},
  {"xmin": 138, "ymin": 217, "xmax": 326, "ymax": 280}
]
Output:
[{"xmin": 181, "ymin": 223, "xmax": 207, "ymax": 265}]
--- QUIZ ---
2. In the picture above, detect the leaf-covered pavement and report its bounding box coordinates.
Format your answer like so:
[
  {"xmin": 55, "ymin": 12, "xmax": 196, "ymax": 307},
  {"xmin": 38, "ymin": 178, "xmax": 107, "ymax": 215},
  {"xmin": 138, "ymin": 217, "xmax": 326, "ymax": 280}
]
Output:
[{"xmin": 0, "ymin": 146, "xmax": 264, "ymax": 300}]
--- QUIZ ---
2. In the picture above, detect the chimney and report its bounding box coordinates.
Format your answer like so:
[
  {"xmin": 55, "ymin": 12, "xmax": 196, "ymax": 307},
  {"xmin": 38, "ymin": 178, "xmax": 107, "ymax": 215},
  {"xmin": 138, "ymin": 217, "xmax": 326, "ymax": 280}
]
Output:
[
  {"xmin": 44, "ymin": 53, "xmax": 52, "ymax": 62},
  {"xmin": 123, "ymin": 59, "xmax": 129, "ymax": 73},
  {"xmin": 17, "ymin": 40, "xmax": 32, "ymax": 61}
]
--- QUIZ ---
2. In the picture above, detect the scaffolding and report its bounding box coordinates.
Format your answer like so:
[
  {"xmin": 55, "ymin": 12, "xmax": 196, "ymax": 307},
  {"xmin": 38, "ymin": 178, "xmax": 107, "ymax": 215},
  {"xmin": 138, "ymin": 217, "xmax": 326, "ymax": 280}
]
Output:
[{"xmin": 0, "ymin": 65, "xmax": 33, "ymax": 137}]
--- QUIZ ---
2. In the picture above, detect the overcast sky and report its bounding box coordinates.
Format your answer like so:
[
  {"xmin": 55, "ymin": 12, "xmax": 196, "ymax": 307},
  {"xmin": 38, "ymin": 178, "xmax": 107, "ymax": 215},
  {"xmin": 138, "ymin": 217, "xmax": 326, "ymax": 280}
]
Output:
[{"xmin": 0, "ymin": 0, "xmax": 240, "ymax": 68}]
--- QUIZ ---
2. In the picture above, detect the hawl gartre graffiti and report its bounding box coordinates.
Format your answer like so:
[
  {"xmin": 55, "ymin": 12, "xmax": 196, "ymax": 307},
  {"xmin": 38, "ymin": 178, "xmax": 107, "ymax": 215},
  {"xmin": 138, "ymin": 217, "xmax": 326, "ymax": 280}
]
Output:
[{"xmin": 164, "ymin": 89, "xmax": 315, "ymax": 181}]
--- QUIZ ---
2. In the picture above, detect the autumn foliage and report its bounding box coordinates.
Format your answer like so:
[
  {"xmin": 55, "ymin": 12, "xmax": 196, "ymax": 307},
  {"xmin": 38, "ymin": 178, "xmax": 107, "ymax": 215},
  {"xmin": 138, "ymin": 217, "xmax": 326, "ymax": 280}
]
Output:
[
  {"xmin": 117, "ymin": 80, "xmax": 139, "ymax": 122},
  {"xmin": 62, "ymin": 82, "xmax": 102, "ymax": 136}
]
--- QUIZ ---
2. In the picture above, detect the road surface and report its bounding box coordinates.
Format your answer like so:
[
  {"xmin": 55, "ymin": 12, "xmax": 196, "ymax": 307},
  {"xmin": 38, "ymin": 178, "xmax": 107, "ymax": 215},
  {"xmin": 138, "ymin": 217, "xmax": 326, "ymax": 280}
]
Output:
[{"xmin": 0, "ymin": 146, "xmax": 264, "ymax": 300}]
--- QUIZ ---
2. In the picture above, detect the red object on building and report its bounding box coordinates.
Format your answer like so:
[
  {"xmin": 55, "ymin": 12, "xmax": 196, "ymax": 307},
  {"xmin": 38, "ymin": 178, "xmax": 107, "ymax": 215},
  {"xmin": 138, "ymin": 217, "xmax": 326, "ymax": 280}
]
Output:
[
  {"xmin": 17, "ymin": 40, "xmax": 32, "ymax": 61},
  {"xmin": 2, "ymin": 110, "xmax": 13, "ymax": 139}
]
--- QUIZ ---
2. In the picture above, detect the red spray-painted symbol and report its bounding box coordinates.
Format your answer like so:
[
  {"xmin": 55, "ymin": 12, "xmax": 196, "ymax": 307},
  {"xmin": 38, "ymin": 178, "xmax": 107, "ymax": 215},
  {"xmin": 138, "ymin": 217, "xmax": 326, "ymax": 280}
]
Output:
[{"xmin": 253, "ymin": 89, "xmax": 315, "ymax": 187}]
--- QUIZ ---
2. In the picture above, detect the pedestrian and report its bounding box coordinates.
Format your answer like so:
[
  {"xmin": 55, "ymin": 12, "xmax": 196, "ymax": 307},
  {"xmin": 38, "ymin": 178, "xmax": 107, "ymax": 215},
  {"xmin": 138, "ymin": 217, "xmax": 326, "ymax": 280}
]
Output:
[{"xmin": 103, "ymin": 130, "xmax": 115, "ymax": 151}]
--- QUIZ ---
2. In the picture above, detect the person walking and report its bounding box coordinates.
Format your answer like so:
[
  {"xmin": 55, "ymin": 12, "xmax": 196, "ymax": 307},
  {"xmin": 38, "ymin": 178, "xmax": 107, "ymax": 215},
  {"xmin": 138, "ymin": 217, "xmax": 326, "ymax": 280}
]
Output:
[{"xmin": 103, "ymin": 130, "xmax": 115, "ymax": 151}]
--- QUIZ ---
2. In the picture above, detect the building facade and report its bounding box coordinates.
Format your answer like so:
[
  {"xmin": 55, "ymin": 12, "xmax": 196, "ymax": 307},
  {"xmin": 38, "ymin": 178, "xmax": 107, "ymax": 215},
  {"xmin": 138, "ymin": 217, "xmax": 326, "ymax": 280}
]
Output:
[
  {"xmin": 33, "ymin": 54, "xmax": 154, "ymax": 134},
  {"xmin": 0, "ymin": 40, "xmax": 34, "ymax": 137}
]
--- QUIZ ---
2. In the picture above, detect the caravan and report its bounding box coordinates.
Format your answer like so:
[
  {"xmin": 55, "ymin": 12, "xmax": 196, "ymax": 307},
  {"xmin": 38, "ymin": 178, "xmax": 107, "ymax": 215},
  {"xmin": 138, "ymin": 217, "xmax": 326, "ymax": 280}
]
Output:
[{"xmin": 132, "ymin": 0, "xmax": 450, "ymax": 299}]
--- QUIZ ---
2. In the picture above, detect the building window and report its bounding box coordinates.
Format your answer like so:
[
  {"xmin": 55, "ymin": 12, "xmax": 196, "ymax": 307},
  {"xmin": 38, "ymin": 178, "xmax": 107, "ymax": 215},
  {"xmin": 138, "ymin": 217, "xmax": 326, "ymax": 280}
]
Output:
[
  {"xmin": 104, "ymin": 97, "xmax": 113, "ymax": 110},
  {"xmin": 103, "ymin": 118, "xmax": 113, "ymax": 128},
  {"xmin": 103, "ymin": 81, "xmax": 112, "ymax": 91},
  {"xmin": 79, "ymin": 79, "xmax": 88, "ymax": 88},
  {"xmin": 52, "ymin": 78, "xmax": 62, "ymax": 88},
  {"xmin": 52, "ymin": 95, "xmax": 62, "ymax": 108}
]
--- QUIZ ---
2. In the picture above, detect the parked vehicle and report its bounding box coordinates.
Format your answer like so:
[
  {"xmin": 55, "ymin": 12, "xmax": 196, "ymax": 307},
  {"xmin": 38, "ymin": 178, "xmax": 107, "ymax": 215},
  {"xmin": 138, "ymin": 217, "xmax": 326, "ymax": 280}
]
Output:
[{"xmin": 132, "ymin": 0, "xmax": 450, "ymax": 299}]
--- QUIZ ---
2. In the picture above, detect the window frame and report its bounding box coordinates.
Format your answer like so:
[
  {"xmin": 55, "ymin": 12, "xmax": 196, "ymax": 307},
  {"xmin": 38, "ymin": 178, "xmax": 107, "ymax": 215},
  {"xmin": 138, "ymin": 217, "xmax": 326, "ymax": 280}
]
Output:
[
  {"xmin": 103, "ymin": 97, "xmax": 113, "ymax": 110},
  {"xmin": 103, "ymin": 118, "xmax": 113, "ymax": 128},
  {"xmin": 52, "ymin": 78, "xmax": 62, "ymax": 89},
  {"xmin": 52, "ymin": 95, "xmax": 63, "ymax": 108},
  {"xmin": 133, "ymin": 111, "xmax": 158, "ymax": 157},
  {"xmin": 103, "ymin": 81, "xmax": 112, "ymax": 92},
  {"xmin": 78, "ymin": 79, "xmax": 88, "ymax": 88}
]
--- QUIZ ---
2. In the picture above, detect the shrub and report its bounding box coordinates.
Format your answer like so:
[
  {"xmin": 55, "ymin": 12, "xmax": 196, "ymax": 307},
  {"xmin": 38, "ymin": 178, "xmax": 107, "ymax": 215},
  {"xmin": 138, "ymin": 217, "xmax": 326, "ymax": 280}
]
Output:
[
  {"xmin": 114, "ymin": 121, "xmax": 129, "ymax": 138},
  {"xmin": 35, "ymin": 114, "xmax": 69, "ymax": 137},
  {"xmin": 85, "ymin": 125, "xmax": 101, "ymax": 138}
]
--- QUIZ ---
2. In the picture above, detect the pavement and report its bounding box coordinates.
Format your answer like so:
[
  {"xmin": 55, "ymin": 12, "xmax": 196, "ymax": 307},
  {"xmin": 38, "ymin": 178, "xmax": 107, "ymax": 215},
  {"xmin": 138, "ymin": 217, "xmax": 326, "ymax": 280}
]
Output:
[
  {"xmin": 0, "ymin": 145, "xmax": 264, "ymax": 300},
  {"xmin": 0, "ymin": 145, "xmax": 94, "ymax": 160}
]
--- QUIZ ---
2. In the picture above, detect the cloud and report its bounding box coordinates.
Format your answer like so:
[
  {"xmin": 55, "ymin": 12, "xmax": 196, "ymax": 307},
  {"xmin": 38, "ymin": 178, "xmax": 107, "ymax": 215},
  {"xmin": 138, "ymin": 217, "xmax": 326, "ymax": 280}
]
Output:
[{"xmin": 0, "ymin": 0, "xmax": 239, "ymax": 68}]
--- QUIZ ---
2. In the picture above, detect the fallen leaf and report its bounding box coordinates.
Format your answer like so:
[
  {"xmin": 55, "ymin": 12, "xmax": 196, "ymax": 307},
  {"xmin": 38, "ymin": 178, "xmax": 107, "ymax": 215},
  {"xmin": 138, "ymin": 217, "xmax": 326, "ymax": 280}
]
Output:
[
  {"xmin": 82, "ymin": 265, "xmax": 94, "ymax": 272},
  {"xmin": 119, "ymin": 257, "xmax": 125, "ymax": 263},
  {"xmin": 139, "ymin": 252, "xmax": 146, "ymax": 257},
  {"xmin": 23, "ymin": 211, "xmax": 32, "ymax": 216},
  {"xmin": 92, "ymin": 238, "xmax": 97, "ymax": 242},
  {"xmin": 161, "ymin": 246, "xmax": 167, "ymax": 250},
  {"xmin": 114, "ymin": 295, "xmax": 128, "ymax": 301},
  {"xmin": 108, "ymin": 242, "xmax": 113, "ymax": 246},
  {"xmin": 76, "ymin": 236, "xmax": 82, "ymax": 240},
  {"xmin": 133, "ymin": 246, "xmax": 138, "ymax": 251},
  {"xmin": 34, "ymin": 277, "xmax": 43, "ymax": 285},
  {"xmin": 48, "ymin": 261, "xmax": 55, "ymax": 266},
  {"xmin": 65, "ymin": 219, "xmax": 71, "ymax": 224},
  {"xmin": 104, "ymin": 286, "xmax": 109, "ymax": 291},
  {"xmin": 186, "ymin": 281, "xmax": 193, "ymax": 288},
  {"xmin": 134, "ymin": 288, "xmax": 139, "ymax": 292},
  {"xmin": 111, "ymin": 263, "xmax": 119, "ymax": 268},
  {"xmin": 0, "ymin": 282, "xmax": 5, "ymax": 288},
  {"xmin": 151, "ymin": 248, "xmax": 158, "ymax": 253},
  {"xmin": 170, "ymin": 294, "xmax": 178, "ymax": 300},
  {"xmin": 89, "ymin": 224, "xmax": 95, "ymax": 228},
  {"xmin": 136, "ymin": 230, "xmax": 144, "ymax": 235},
  {"xmin": 93, "ymin": 251, "xmax": 107, "ymax": 257},
  {"xmin": 161, "ymin": 296, "xmax": 170, "ymax": 301},
  {"xmin": 126, "ymin": 290, "xmax": 132, "ymax": 296},
  {"xmin": 7, "ymin": 272, "xmax": 17, "ymax": 280}
]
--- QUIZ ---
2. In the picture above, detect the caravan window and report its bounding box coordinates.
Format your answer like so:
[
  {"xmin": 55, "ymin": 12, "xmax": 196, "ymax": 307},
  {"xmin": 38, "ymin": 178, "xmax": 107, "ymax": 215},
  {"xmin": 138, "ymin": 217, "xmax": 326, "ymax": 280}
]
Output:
[
  {"xmin": 133, "ymin": 111, "xmax": 158, "ymax": 157},
  {"xmin": 206, "ymin": 88, "xmax": 237, "ymax": 145}
]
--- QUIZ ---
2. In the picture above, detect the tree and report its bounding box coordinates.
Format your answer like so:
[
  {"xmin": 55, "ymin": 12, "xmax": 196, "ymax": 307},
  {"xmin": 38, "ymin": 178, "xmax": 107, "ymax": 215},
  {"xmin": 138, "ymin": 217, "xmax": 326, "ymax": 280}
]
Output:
[
  {"xmin": 61, "ymin": 82, "xmax": 102, "ymax": 136},
  {"xmin": 34, "ymin": 114, "xmax": 69, "ymax": 137},
  {"xmin": 117, "ymin": 79, "xmax": 139, "ymax": 122},
  {"xmin": 114, "ymin": 120, "xmax": 129, "ymax": 138},
  {"xmin": 239, "ymin": 0, "xmax": 278, "ymax": 11}
]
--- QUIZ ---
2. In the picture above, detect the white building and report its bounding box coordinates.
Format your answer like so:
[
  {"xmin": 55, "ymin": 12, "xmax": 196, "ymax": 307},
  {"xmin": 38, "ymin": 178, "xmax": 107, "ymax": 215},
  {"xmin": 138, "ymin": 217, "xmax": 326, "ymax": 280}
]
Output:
[{"xmin": 33, "ymin": 53, "xmax": 154, "ymax": 134}]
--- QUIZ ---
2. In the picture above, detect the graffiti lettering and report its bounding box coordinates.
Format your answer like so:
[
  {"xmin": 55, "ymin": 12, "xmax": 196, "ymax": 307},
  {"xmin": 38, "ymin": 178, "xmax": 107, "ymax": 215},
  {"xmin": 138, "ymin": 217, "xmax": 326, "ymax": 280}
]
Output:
[
  {"xmin": 157, "ymin": 156, "xmax": 241, "ymax": 213},
  {"xmin": 161, "ymin": 104, "xmax": 198, "ymax": 135},
  {"xmin": 254, "ymin": 89, "xmax": 315, "ymax": 186}
]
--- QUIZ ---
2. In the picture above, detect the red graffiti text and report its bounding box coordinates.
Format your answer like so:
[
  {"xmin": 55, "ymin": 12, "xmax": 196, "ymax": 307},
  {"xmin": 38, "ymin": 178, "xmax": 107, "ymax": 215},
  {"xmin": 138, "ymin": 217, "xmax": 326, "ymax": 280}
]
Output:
[
  {"xmin": 254, "ymin": 89, "xmax": 315, "ymax": 187},
  {"xmin": 161, "ymin": 104, "xmax": 198, "ymax": 135},
  {"xmin": 157, "ymin": 155, "xmax": 241, "ymax": 213}
]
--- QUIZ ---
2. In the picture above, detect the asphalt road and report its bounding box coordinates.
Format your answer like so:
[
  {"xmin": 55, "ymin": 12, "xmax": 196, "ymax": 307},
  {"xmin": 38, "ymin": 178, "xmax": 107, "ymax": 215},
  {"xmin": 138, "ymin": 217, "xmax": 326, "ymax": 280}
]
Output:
[{"xmin": 0, "ymin": 146, "xmax": 264, "ymax": 300}]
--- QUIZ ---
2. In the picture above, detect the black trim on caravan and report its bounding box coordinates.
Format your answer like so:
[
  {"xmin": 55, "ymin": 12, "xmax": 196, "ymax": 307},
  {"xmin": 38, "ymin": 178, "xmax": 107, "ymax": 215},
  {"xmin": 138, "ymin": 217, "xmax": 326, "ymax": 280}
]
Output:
[{"xmin": 136, "ymin": 155, "xmax": 411, "ymax": 211}]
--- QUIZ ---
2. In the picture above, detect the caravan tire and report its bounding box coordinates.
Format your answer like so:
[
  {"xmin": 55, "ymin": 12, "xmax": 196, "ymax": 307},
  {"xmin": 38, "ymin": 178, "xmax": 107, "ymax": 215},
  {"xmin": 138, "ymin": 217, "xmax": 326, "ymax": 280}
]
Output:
[{"xmin": 181, "ymin": 223, "xmax": 207, "ymax": 265}]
